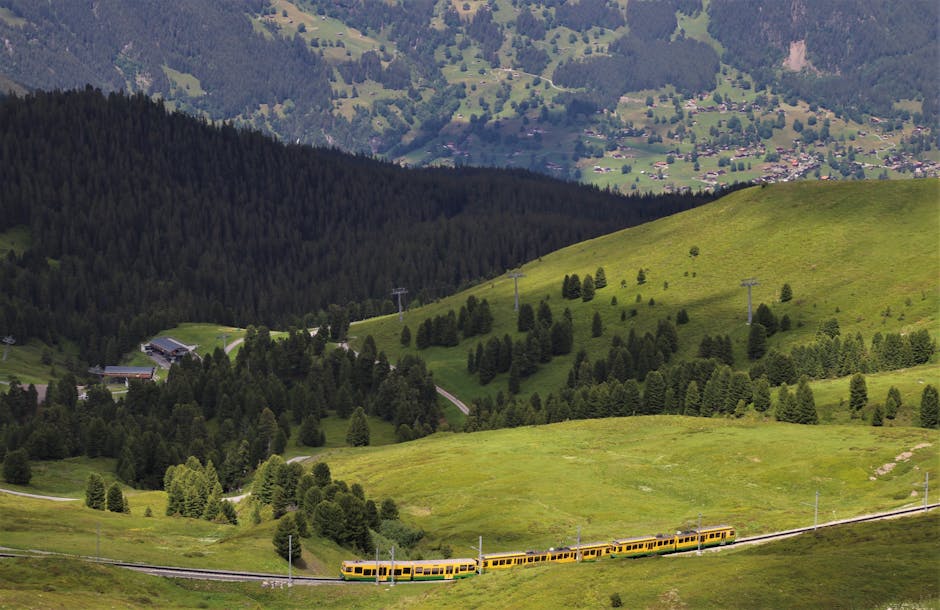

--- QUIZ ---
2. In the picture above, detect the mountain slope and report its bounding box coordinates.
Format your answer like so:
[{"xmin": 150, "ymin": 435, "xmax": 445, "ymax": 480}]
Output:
[
  {"xmin": 0, "ymin": 88, "xmax": 714, "ymax": 365},
  {"xmin": 351, "ymin": 179, "xmax": 940, "ymax": 401},
  {"xmin": 0, "ymin": 0, "xmax": 935, "ymax": 192}
]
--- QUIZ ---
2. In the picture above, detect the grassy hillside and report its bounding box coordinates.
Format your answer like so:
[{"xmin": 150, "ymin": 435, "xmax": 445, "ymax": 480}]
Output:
[
  {"xmin": 350, "ymin": 180, "xmax": 940, "ymax": 404},
  {"xmin": 1, "ymin": 489, "xmax": 936, "ymax": 608}
]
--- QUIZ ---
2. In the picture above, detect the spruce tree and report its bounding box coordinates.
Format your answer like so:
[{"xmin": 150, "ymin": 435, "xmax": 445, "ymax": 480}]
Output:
[
  {"xmin": 747, "ymin": 323, "xmax": 767, "ymax": 360},
  {"xmin": 780, "ymin": 283, "xmax": 792, "ymax": 302},
  {"xmin": 871, "ymin": 404, "xmax": 884, "ymax": 427},
  {"xmin": 568, "ymin": 274, "xmax": 581, "ymax": 299},
  {"xmin": 775, "ymin": 384, "xmax": 795, "ymax": 423},
  {"xmin": 591, "ymin": 311, "xmax": 603, "ymax": 337},
  {"xmin": 849, "ymin": 373, "xmax": 868, "ymax": 415},
  {"xmin": 755, "ymin": 303, "xmax": 778, "ymax": 335},
  {"xmin": 106, "ymin": 482, "xmax": 124, "ymax": 512},
  {"xmin": 684, "ymin": 380, "xmax": 701, "ymax": 416},
  {"xmin": 582, "ymin": 275, "xmax": 595, "ymax": 301},
  {"xmin": 795, "ymin": 377, "xmax": 818, "ymax": 424},
  {"xmin": 312, "ymin": 462, "xmax": 331, "ymax": 487},
  {"xmin": 642, "ymin": 371, "xmax": 666, "ymax": 414},
  {"xmin": 2, "ymin": 449, "xmax": 31, "ymax": 485},
  {"xmin": 920, "ymin": 385, "xmax": 939, "ymax": 429},
  {"xmin": 637, "ymin": 269, "xmax": 646, "ymax": 285},
  {"xmin": 517, "ymin": 303, "xmax": 535, "ymax": 332},
  {"xmin": 537, "ymin": 300, "xmax": 553, "ymax": 326},
  {"xmin": 752, "ymin": 376, "xmax": 772, "ymax": 412},
  {"xmin": 400, "ymin": 325, "xmax": 411, "ymax": 347},
  {"xmin": 595, "ymin": 267, "xmax": 607, "ymax": 289},
  {"xmin": 273, "ymin": 514, "xmax": 302, "ymax": 562},
  {"xmin": 85, "ymin": 473, "xmax": 106, "ymax": 510},
  {"xmin": 884, "ymin": 386, "xmax": 901, "ymax": 419},
  {"xmin": 346, "ymin": 407, "xmax": 370, "ymax": 446}
]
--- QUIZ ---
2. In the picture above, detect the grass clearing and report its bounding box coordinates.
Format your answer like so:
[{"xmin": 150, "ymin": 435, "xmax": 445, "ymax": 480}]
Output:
[{"xmin": 350, "ymin": 180, "xmax": 940, "ymax": 405}]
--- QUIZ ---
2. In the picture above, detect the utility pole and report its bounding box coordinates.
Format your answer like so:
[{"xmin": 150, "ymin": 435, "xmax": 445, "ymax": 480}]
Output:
[
  {"xmin": 508, "ymin": 270, "xmax": 525, "ymax": 312},
  {"xmin": 926, "ymin": 472, "xmax": 930, "ymax": 512},
  {"xmin": 391, "ymin": 288, "xmax": 407, "ymax": 322},
  {"xmin": 478, "ymin": 535, "xmax": 483, "ymax": 574},
  {"xmin": 740, "ymin": 279, "xmax": 759, "ymax": 324},
  {"xmin": 288, "ymin": 535, "xmax": 293, "ymax": 586},
  {"xmin": 814, "ymin": 490, "xmax": 819, "ymax": 531},
  {"xmin": 576, "ymin": 525, "xmax": 582, "ymax": 562},
  {"xmin": 1, "ymin": 335, "xmax": 14, "ymax": 362},
  {"xmin": 96, "ymin": 523, "xmax": 101, "ymax": 562},
  {"xmin": 390, "ymin": 546, "xmax": 395, "ymax": 587},
  {"xmin": 375, "ymin": 547, "xmax": 380, "ymax": 586},
  {"xmin": 697, "ymin": 513, "xmax": 702, "ymax": 555}
]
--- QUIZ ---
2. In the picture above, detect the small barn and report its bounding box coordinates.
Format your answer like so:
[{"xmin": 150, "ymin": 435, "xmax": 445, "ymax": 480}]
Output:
[
  {"xmin": 146, "ymin": 336, "xmax": 193, "ymax": 362},
  {"xmin": 90, "ymin": 366, "xmax": 156, "ymax": 387}
]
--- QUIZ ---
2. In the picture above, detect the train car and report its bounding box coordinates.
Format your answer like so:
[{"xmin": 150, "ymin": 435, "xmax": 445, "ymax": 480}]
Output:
[
  {"xmin": 546, "ymin": 541, "xmax": 613, "ymax": 564},
  {"xmin": 610, "ymin": 534, "xmax": 660, "ymax": 558},
  {"xmin": 340, "ymin": 558, "xmax": 477, "ymax": 582},
  {"xmin": 694, "ymin": 525, "xmax": 736, "ymax": 549},
  {"xmin": 482, "ymin": 549, "xmax": 549, "ymax": 570}
]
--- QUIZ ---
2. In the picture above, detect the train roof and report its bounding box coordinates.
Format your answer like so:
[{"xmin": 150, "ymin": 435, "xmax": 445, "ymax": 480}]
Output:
[{"xmin": 342, "ymin": 558, "xmax": 475, "ymax": 567}]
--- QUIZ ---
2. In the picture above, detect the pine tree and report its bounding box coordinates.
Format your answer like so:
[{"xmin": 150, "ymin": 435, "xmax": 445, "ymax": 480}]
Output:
[
  {"xmin": 537, "ymin": 301, "xmax": 553, "ymax": 326},
  {"xmin": 568, "ymin": 274, "xmax": 581, "ymax": 299},
  {"xmin": 795, "ymin": 377, "xmax": 818, "ymax": 424},
  {"xmin": 106, "ymin": 482, "xmax": 124, "ymax": 513},
  {"xmin": 400, "ymin": 325, "xmax": 411, "ymax": 347},
  {"xmin": 775, "ymin": 384, "xmax": 796, "ymax": 423},
  {"xmin": 346, "ymin": 407, "xmax": 370, "ymax": 446},
  {"xmin": 871, "ymin": 404, "xmax": 884, "ymax": 427},
  {"xmin": 642, "ymin": 371, "xmax": 666, "ymax": 414},
  {"xmin": 582, "ymin": 275, "xmax": 595, "ymax": 302},
  {"xmin": 637, "ymin": 268, "xmax": 646, "ymax": 285},
  {"xmin": 920, "ymin": 385, "xmax": 939, "ymax": 429},
  {"xmin": 755, "ymin": 303, "xmax": 778, "ymax": 335},
  {"xmin": 747, "ymin": 323, "xmax": 767, "ymax": 360},
  {"xmin": 517, "ymin": 303, "xmax": 535, "ymax": 332},
  {"xmin": 595, "ymin": 267, "xmax": 607, "ymax": 289},
  {"xmin": 313, "ymin": 462, "xmax": 331, "ymax": 487},
  {"xmin": 752, "ymin": 376, "xmax": 772, "ymax": 412},
  {"xmin": 299, "ymin": 415, "xmax": 325, "ymax": 447},
  {"xmin": 849, "ymin": 373, "xmax": 867, "ymax": 415},
  {"xmin": 273, "ymin": 514, "xmax": 302, "ymax": 562},
  {"xmin": 884, "ymin": 386, "xmax": 901, "ymax": 419},
  {"xmin": 85, "ymin": 473, "xmax": 106, "ymax": 510},
  {"xmin": 683, "ymin": 380, "xmax": 701, "ymax": 416},
  {"xmin": 780, "ymin": 283, "xmax": 792, "ymax": 302},
  {"xmin": 380, "ymin": 498, "xmax": 399, "ymax": 521},
  {"xmin": 2, "ymin": 449, "xmax": 31, "ymax": 485},
  {"xmin": 591, "ymin": 311, "xmax": 603, "ymax": 337}
]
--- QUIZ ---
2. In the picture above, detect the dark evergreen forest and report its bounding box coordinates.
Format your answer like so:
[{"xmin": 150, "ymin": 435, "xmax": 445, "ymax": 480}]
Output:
[
  {"xmin": 0, "ymin": 89, "xmax": 719, "ymax": 366},
  {"xmin": 0, "ymin": 327, "xmax": 441, "ymax": 490}
]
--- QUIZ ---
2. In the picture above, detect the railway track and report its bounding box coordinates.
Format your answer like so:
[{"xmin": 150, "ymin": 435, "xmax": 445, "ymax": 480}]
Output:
[{"xmin": 2, "ymin": 503, "xmax": 936, "ymax": 583}]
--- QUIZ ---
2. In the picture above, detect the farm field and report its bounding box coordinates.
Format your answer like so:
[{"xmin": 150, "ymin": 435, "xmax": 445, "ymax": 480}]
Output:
[{"xmin": 349, "ymin": 180, "xmax": 940, "ymax": 405}]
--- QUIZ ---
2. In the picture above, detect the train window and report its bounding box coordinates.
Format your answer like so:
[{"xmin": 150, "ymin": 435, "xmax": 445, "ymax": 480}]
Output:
[
  {"xmin": 415, "ymin": 567, "xmax": 423, "ymax": 574},
  {"xmin": 354, "ymin": 567, "xmax": 362, "ymax": 574},
  {"xmin": 446, "ymin": 566, "xmax": 453, "ymax": 574},
  {"xmin": 364, "ymin": 569, "xmax": 373, "ymax": 576},
  {"xmin": 394, "ymin": 569, "xmax": 402, "ymax": 576},
  {"xmin": 404, "ymin": 568, "xmax": 411, "ymax": 574}
]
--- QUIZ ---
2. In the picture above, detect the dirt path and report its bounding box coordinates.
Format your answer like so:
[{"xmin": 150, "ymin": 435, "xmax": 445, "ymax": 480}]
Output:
[{"xmin": 0, "ymin": 487, "xmax": 78, "ymax": 502}]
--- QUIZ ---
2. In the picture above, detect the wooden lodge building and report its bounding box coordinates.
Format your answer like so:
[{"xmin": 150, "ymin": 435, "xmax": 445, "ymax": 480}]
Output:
[{"xmin": 145, "ymin": 336, "xmax": 194, "ymax": 362}]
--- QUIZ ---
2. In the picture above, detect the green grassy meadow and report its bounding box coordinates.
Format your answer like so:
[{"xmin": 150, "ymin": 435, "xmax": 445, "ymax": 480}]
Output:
[
  {"xmin": 349, "ymin": 180, "xmax": 940, "ymax": 405},
  {"xmin": 1, "ymin": 507, "xmax": 936, "ymax": 609}
]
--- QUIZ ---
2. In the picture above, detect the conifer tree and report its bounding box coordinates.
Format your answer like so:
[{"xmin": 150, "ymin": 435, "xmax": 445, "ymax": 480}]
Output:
[
  {"xmin": 642, "ymin": 371, "xmax": 666, "ymax": 414},
  {"xmin": 313, "ymin": 462, "xmax": 331, "ymax": 487},
  {"xmin": 106, "ymin": 482, "xmax": 124, "ymax": 513},
  {"xmin": 884, "ymin": 386, "xmax": 901, "ymax": 419},
  {"xmin": 273, "ymin": 514, "xmax": 302, "ymax": 562},
  {"xmin": 537, "ymin": 300, "xmax": 553, "ymax": 326},
  {"xmin": 2, "ymin": 449, "xmax": 31, "ymax": 485},
  {"xmin": 780, "ymin": 283, "xmax": 792, "ymax": 302},
  {"xmin": 346, "ymin": 407, "xmax": 371, "ymax": 446},
  {"xmin": 920, "ymin": 385, "xmax": 939, "ymax": 429},
  {"xmin": 637, "ymin": 269, "xmax": 646, "ymax": 285},
  {"xmin": 775, "ymin": 383, "xmax": 796, "ymax": 423},
  {"xmin": 795, "ymin": 377, "xmax": 818, "ymax": 424},
  {"xmin": 684, "ymin": 380, "xmax": 701, "ymax": 416},
  {"xmin": 752, "ymin": 376, "xmax": 772, "ymax": 412},
  {"xmin": 849, "ymin": 373, "xmax": 868, "ymax": 415},
  {"xmin": 871, "ymin": 404, "xmax": 884, "ymax": 427},
  {"xmin": 747, "ymin": 323, "xmax": 767, "ymax": 360},
  {"xmin": 568, "ymin": 274, "xmax": 581, "ymax": 299},
  {"xmin": 85, "ymin": 473, "xmax": 106, "ymax": 510},
  {"xmin": 400, "ymin": 325, "xmax": 411, "ymax": 347},
  {"xmin": 582, "ymin": 274, "xmax": 595, "ymax": 302},
  {"xmin": 517, "ymin": 303, "xmax": 535, "ymax": 332},
  {"xmin": 595, "ymin": 267, "xmax": 607, "ymax": 289},
  {"xmin": 591, "ymin": 311, "xmax": 603, "ymax": 337}
]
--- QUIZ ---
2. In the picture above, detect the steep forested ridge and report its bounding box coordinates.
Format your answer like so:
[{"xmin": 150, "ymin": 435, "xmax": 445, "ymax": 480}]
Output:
[{"xmin": 0, "ymin": 89, "xmax": 717, "ymax": 365}]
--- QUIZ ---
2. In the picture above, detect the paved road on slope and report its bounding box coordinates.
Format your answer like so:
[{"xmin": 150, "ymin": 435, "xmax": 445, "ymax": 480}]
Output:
[{"xmin": 0, "ymin": 488, "xmax": 78, "ymax": 501}]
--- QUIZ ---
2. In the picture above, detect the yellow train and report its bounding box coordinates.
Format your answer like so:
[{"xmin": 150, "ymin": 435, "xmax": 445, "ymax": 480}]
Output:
[{"xmin": 340, "ymin": 524, "xmax": 735, "ymax": 581}]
